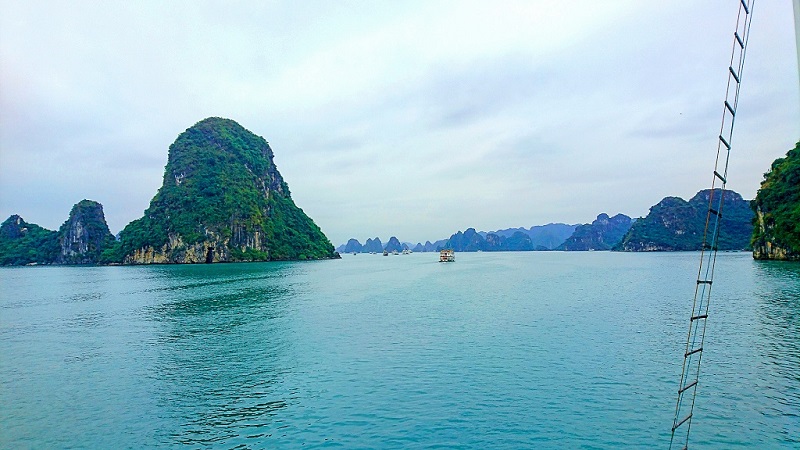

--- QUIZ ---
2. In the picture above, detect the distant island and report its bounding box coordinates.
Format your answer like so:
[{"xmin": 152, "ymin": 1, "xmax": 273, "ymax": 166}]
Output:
[
  {"xmin": 559, "ymin": 214, "xmax": 632, "ymax": 251},
  {"xmin": 338, "ymin": 189, "xmax": 755, "ymax": 254},
  {"xmin": 1, "ymin": 201, "xmax": 114, "ymax": 266},
  {"xmin": 0, "ymin": 118, "xmax": 338, "ymax": 265}
]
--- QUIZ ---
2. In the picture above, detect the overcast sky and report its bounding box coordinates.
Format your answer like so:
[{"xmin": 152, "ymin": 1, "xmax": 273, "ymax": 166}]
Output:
[{"xmin": 1, "ymin": 1, "xmax": 798, "ymax": 246}]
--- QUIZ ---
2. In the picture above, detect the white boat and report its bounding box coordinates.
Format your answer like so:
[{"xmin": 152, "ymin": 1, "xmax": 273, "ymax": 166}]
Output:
[{"xmin": 439, "ymin": 249, "xmax": 455, "ymax": 262}]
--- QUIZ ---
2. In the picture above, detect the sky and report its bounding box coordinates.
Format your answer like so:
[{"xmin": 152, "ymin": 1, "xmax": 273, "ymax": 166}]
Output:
[{"xmin": 1, "ymin": 0, "xmax": 798, "ymax": 246}]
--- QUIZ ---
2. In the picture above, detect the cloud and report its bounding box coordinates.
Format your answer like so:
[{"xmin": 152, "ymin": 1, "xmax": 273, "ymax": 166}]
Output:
[{"xmin": 1, "ymin": 0, "xmax": 797, "ymax": 245}]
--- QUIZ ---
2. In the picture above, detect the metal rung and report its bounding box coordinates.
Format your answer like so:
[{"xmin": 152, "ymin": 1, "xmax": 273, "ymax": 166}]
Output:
[
  {"xmin": 725, "ymin": 100, "xmax": 736, "ymax": 116},
  {"xmin": 673, "ymin": 413, "xmax": 692, "ymax": 431},
  {"xmin": 697, "ymin": 280, "xmax": 713, "ymax": 285},
  {"xmin": 740, "ymin": 0, "xmax": 750, "ymax": 14},
  {"xmin": 729, "ymin": 66, "xmax": 741, "ymax": 83},
  {"xmin": 686, "ymin": 347, "xmax": 703, "ymax": 357},
  {"xmin": 735, "ymin": 32, "xmax": 744, "ymax": 49},
  {"xmin": 719, "ymin": 134, "xmax": 731, "ymax": 150},
  {"xmin": 714, "ymin": 170, "xmax": 727, "ymax": 183},
  {"xmin": 709, "ymin": 208, "xmax": 722, "ymax": 218},
  {"xmin": 691, "ymin": 314, "xmax": 708, "ymax": 321},
  {"xmin": 679, "ymin": 380, "xmax": 698, "ymax": 394}
]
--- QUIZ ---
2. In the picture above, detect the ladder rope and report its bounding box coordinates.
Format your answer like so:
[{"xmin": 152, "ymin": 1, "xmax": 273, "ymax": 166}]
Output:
[{"xmin": 669, "ymin": 1, "xmax": 755, "ymax": 448}]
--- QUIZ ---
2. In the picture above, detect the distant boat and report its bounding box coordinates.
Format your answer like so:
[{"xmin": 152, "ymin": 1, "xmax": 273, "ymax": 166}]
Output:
[
  {"xmin": 402, "ymin": 249, "xmax": 410, "ymax": 255},
  {"xmin": 392, "ymin": 250, "xmax": 399, "ymax": 255},
  {"xmin": 383, "ymin": 250, "xmax": 388, "ymax": 256},
  {"xmin": 439, "ymin": 249, "xmax": 455, "ymax": 262}
]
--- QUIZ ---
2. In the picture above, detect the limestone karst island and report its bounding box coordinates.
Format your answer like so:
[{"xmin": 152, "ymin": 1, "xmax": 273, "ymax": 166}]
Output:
[
  {"xmin": 1, "ymin": 123, "xmax": 798, "ymax": 264},
  {"xmin": 0, "ymin": 118, "xmax": 338, "ymax": 265}
]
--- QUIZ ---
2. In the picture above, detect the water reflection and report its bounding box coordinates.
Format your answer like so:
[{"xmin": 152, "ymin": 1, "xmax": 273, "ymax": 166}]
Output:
[{"xmin": 142, "ymin": 262, "xmax": 304, "ymax": 447}]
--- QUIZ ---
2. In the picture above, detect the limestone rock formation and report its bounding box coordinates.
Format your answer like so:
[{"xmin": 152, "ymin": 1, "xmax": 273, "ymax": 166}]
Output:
[
  {"xmin": 558, "ymin": 213, "xmax": 632, "ymax": 251},
  {"xmin": 751, "ymin": 142, "xmax": 800, "ymax": 261},
  {"xmin": 109, "ymin": 117, "xmax": 337, "ymax": 263},
  {"xmin": 0, "ymin": 215, "xmax": 58, "ymax": 265},
  {"xmin": 363, "ymin": 237, "xmax": 383, "ymax": 253},
  {"xmin": 616, "ymin": 189, "xmax": 753, "ymax": 251},
  {"xmin": 344, "ymin": 238, "xmax": 363, "ymax": 253},
  {"xmin": 56, "ymin": 200, "xmax": 115, "ymax": 264},
  {"xmin": 383, "ymin": 236, "xmax": 403, "ymax": 253}
]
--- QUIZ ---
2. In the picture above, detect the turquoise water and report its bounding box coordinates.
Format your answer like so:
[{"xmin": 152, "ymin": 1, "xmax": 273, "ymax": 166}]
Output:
[{"xmin": 1, "ymin": 252, "xmax": 797, "ymax": 448}]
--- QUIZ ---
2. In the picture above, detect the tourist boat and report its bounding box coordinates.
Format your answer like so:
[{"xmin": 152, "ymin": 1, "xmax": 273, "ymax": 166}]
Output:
[
  {"xmin": 439, "ymin": 249, "xmax": 455, "ymax": 262},
  {"xmin": 392, "ymin": 250, "xmax": 399, "ymax": 255},
  {"xmin": 402, "ymin": 249, "xmax": 411, "ymax": 255},
  {"xmin": 383, "ymin": 250, "xmax": 388, "ymax": 256}
]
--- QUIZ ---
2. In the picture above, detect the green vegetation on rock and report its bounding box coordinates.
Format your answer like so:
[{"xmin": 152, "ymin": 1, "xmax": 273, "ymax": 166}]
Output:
[
  {"xmin": 751, "ymin": 141, "xmax": 800, "ymax": 261},
  {"xmin": 0, "ymin": 215, "xmax": 59, "ymax": 265},
  {"xmin": 615, "ymin": 189, "xmax": 753, "ymax": 251},
  {"xmin": 105, "ymin": 117, "xmax": 337, "ymax": 264},
  {"xmin": 1, "ymin": 199, "xmax": 115, "ymax": 266}
]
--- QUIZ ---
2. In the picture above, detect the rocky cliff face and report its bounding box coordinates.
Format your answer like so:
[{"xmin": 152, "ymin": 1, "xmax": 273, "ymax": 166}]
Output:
[
  {"xmin": 111, "ymin": 117, "xmax": 337, "ymax": 264},
  {"xmin": 752, "ymin": 208, "xmax": 799, "ymax": 260},
  {"xmin": 558, "ymin": 213, "xmax": 632, "ymax": 251},
  {"xmin": 56, "ymin": 200, "xmax": 115, "ymax": 264},
  {"xmin": 750, "ymin": 142, "xmax": 800, "ymax": 261},
  {"xmin": 616, "ymin": 189, "xmax": 753, "ymax": 251}
]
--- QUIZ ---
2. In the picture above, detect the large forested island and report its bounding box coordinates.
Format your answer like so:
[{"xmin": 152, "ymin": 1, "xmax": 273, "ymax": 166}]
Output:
[
  {"xmin": 0, "ymin": 118, "xmax": 338, "ymax": 265},
  {"xmin": 751, "ymin": 141, "xmax": 800, "ymax": 261},
  {"xmin": 107, "ymin": 117, "xmax": 336, "ymax": 263},
  {"xmin": 615, "ymin": 189, "xmax": 753, "ymax": 251}
]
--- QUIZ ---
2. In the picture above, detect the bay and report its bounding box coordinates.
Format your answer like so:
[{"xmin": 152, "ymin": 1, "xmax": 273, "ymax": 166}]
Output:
[{"xmin": 0, "ymin": 252, "xmax": 797, "ymax": 448}]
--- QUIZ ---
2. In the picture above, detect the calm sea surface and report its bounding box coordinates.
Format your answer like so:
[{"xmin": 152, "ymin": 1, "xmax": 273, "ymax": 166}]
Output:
[{"xmin": 1, "ymin": 252, "xmax": 797, "ymax": 448}]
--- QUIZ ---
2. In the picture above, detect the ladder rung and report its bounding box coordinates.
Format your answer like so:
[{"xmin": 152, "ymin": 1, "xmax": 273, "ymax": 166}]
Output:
[
  {"xmin": 729, "ymin": 66, "xmax": 741, "ymax": 83},
  {"xmin": 719, "ymin": 134, "xmax": 731, "ymax": 150},
  {"xmin": 685, "ymin": 347, "xmax": 703, "ymax": 357},
  {"xmin": 678, "ymin": 379, "xmax": 698, "ymax": 394},
  {"xmin": 725, "ymin": 100, "xmax": 736, "ymax": 116},
  {"xmin": 673, "ymin": 413, "xmax": 692, "ymax": 431},
  {"xmin": 709, "ymin": 208, "xmax": 722, "ymax": 218},
  {"xmin": 735, "ymin": 31, "xmax": 744, "ymax": 49},
  {"xmin": 714, "ymin": 170, "xmax": 727, "ymax": 183},
  {"xmin": 697, "ymin": 279, "xmax": 712, "ymax": 285},
  {"xmin": 740, "ymin": 0, "xmax": 750, "ymax": 14},
  {"xmin": 691, "ymin": 314, "xmax": 708, "ymax": 321}
]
